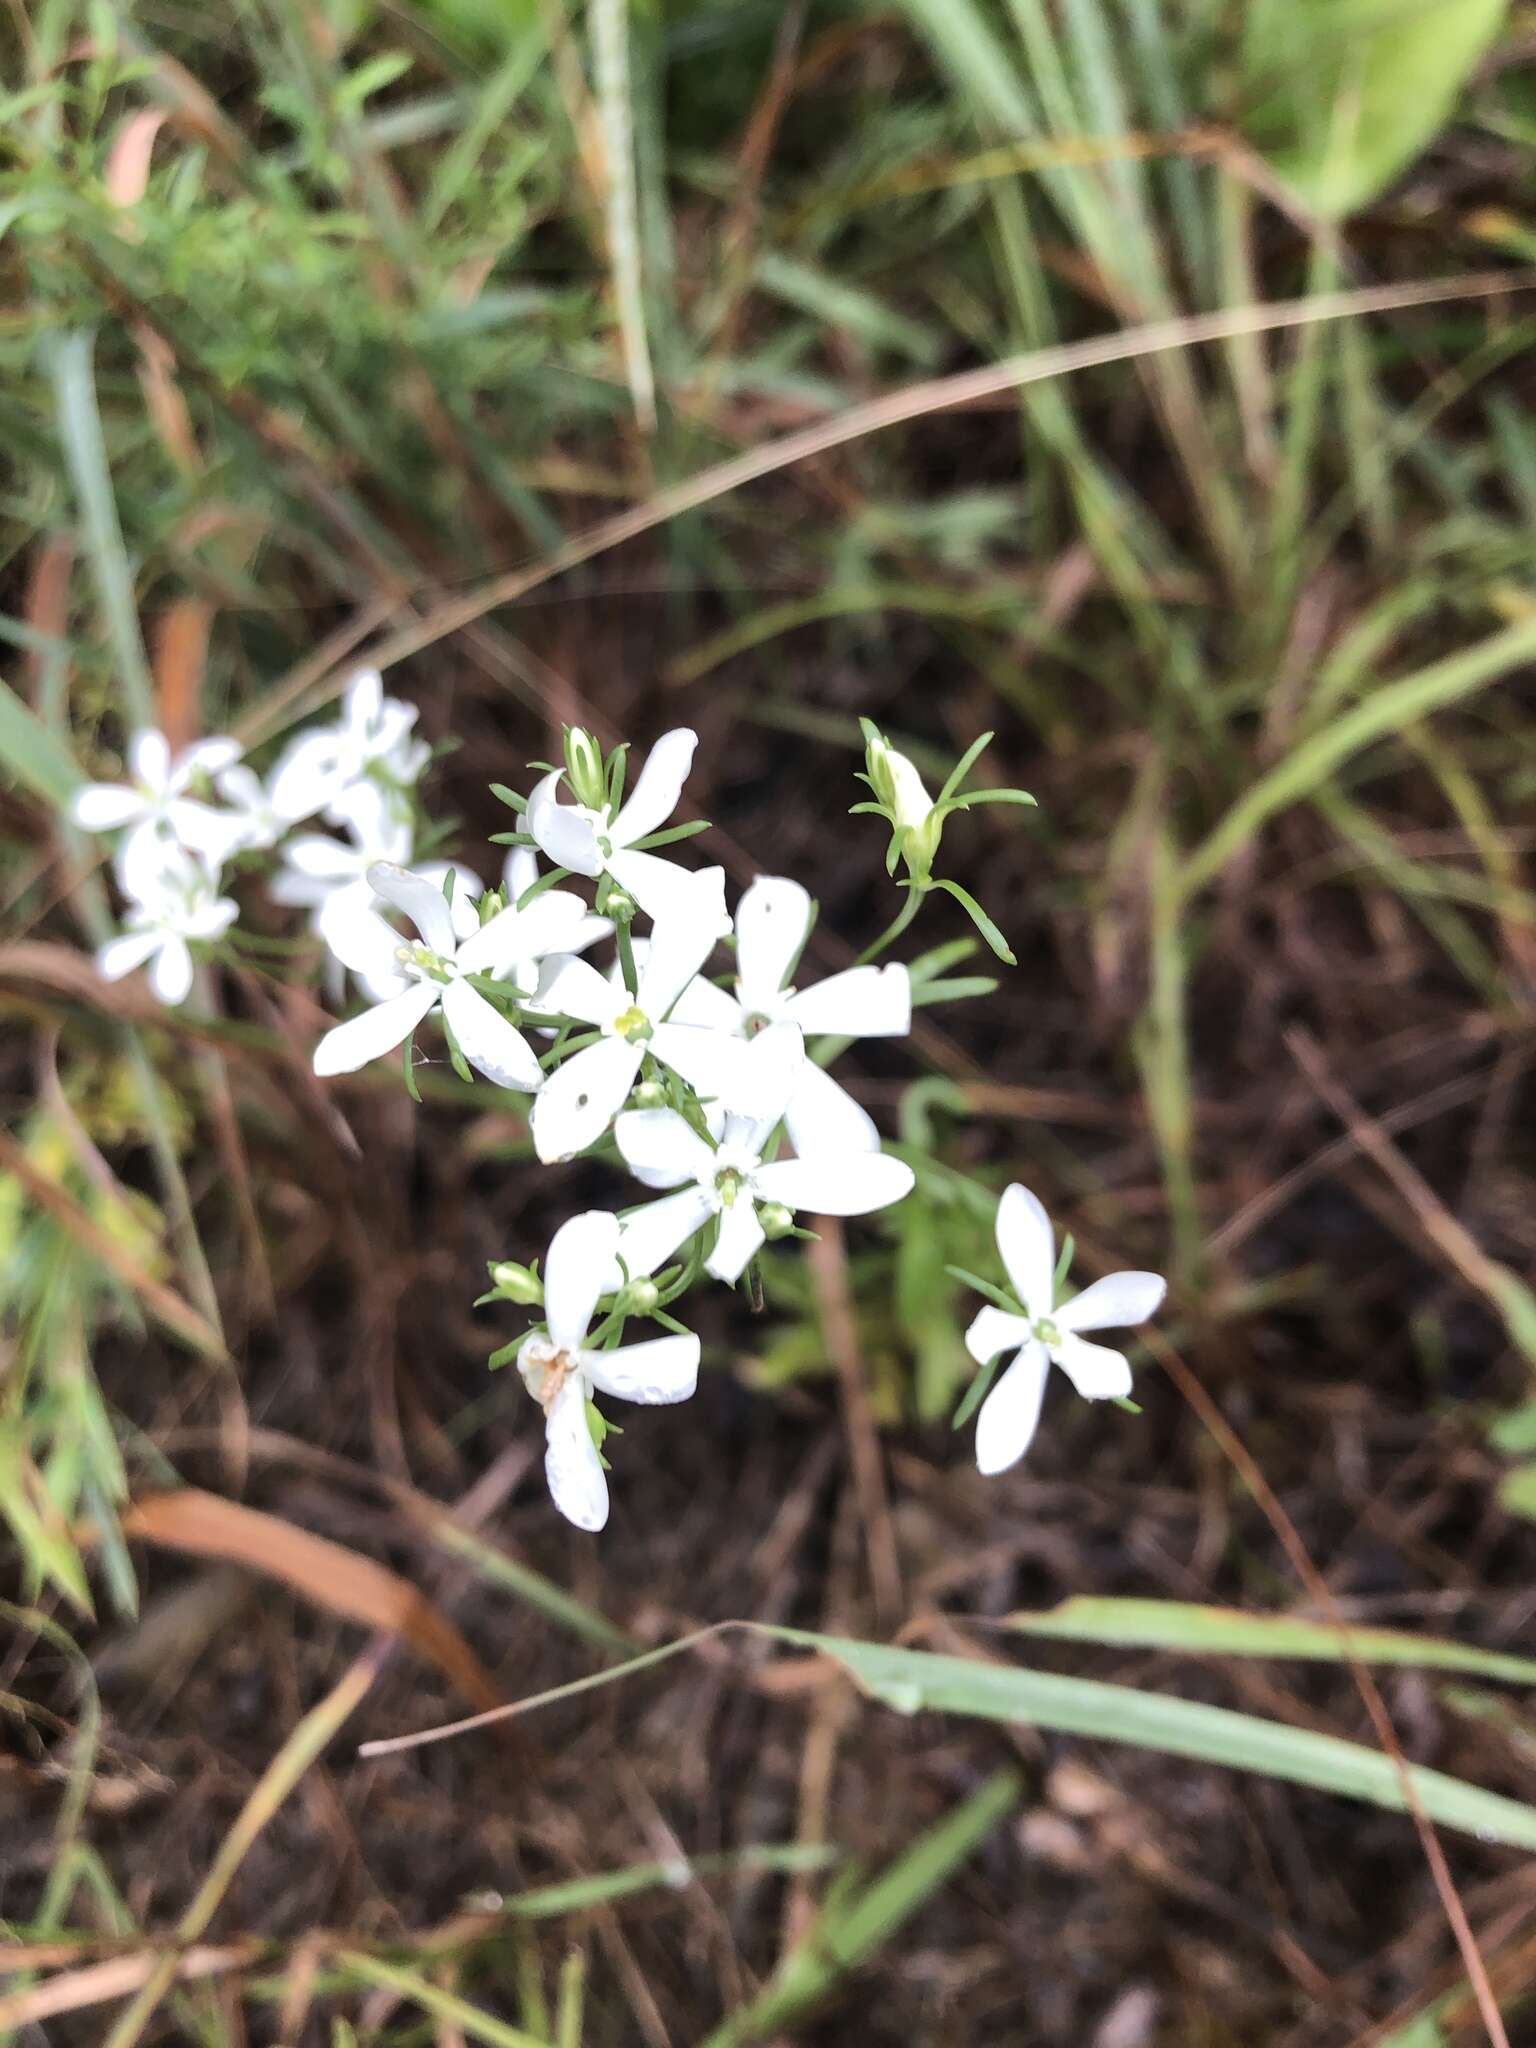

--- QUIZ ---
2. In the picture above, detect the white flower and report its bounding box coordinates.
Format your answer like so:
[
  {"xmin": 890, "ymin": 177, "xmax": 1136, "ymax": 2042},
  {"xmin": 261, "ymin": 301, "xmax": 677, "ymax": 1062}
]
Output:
[
  {"xmin": 612, "ymin": 1031, "xmax": 915, "ymax": 1283},
  {"xmin": 673, "ymin": 875, "xmax": 908, "ymax": 1155},
  {"xmin": 270, "ymin": 781, "xmax": 414, "ymax": 928},
  {"xmin": 267, "ymin": 669, "xmax": 427, "ymax": 824},
  {"xmin": 517, "ymin": 1209, "xmax": 700, "ymax": 1531},
  {"xmin": 311, "ymin": 861, "xmax": 588, "ymax": 1087},
  {"xmin": 504, "ymin": 845, "xmax": 611, "ymax": 961},
  {"xmin": 95, "ymin": 840, "xmax": 237, "ymax": 1006},
  {"xmin": 526, "ymin": 726, "xmax": 713, "ymax": 925},
  {"xmin": 529, "ymin": 868, "xmax": 782, "ymax": 1163},
  {"xmin": 71, "ymin": 728, "xmax": 247, "ymax": 871},
  {"xmin": 963, "ymin": 1184, "xmax": 1165, "ymax": 1475},
  {"xmin": 213, "ymin": 760, "xmax": 315, "ymax": 853}
]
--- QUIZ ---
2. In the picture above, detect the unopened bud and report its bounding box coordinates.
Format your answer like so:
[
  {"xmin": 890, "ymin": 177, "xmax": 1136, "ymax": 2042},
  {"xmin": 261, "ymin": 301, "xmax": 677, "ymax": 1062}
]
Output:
[
  {"xmin": 562, "ymin": 726, "xmax": 609, "ymax": 810},
  {"xmin": 489, "ymin": 1260, "xmax": 543, "ymax": 1304},
  {"xmin": 631, "ymin": 1077, "xmax": 666, "ymax": 1108},
  {"xmin": 478, "ymin": 888, "xmax": 506, "ymax": 922},
  {"xmin": 604, "ymin": 886, "xmax": 636, "ymax": 925},
  {"xmin": 760, "ymin": 1202, "xmax": 795, "ymax": 1240},
  {"xmin": 621, "ymin": 1276, "xmax": 659, "ymax": 1314}
]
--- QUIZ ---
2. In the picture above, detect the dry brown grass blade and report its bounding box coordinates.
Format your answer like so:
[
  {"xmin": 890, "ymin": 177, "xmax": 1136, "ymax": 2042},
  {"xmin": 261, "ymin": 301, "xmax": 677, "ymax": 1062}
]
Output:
[
  {"xmin": 113, "ymin": 1489, "xmax": 504, "ymax": 1716},
  {"xmin": 0, "ymin": 1125, "xmax": 226, "ymax": 1361},
  {"xmin": 0, "ymin": 1944, "xmax": 252, "ymax": 2030},
  {"xmin": 235, "ymin": 270, "xmax": 1536, "ymax": 741}
]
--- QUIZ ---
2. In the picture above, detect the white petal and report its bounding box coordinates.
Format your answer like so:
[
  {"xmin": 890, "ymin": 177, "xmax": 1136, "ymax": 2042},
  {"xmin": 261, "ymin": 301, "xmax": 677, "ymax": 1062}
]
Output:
[
  {"xmin": 267, "ymin": 732, "xmax": 342, "ymax": 820},
  {"xmin": 182, "ymin": 893, "xmax": 238, "ymax": 940},
  {"xmin": 166, "ymin": 798, "xmax": 248, "ymax": 866},
  {"xmin": 608, "ymin": 727, "xmax": 697, "ymax": 848},
  {"xmin": 706, "ymin": 1199, "xmax": 766, "ymax": 1283},
  {"xmin": 343, "ymin": 668, "xmax": 383, "ymax": 731},
  {"xmin": 1051, "ymin": 1333, "xmax": 1133, "ymax": 1402},
  {"xmin": 503, "ymin": 845, "xmax": 538, "ymax": 901},
  {"xmin": 734, "ymin": 875, "xmax": 812, "ymax": 1007},
  {"xmin": 538, "ymin": 953, "xmax": 618, "ymax": 1028},
  {"xmin": 441, "ymin": 977, "xmax": 543, "ymax": 1092},
  {"xmin": 530, "ymin": 1037, "xmax": 640, "ymax": 1161},
  {"xmin": 786, "ymin": 963, "xmax": 910, "ymax": 1038},
  {"xmin": 634, "ymin": 868, "xmax": 728, "ymax": 1015},
  {"xmin": 458, "ymin": 889, "xmax": 588, "ymax": 976},
  {"xmin": 527, "ymin": 769, "xmax": 602, "ymax": 877},
  {"xmin": 366, "ymin": 862, "xmax": 456, "ymax": 956},
  {"xmin": 609, "ymin": 849, "xmax": 728, "ymax": 934},
  {"xmin": 650, "ymin": 1021, "xmax": 745, "ymax": 1107},
  {"xmin": 752, "ymin": 1150, "xmax": 914, "ymax": 1218},
  {"xmin": 543, "ymin": 1209, "xmax": 621, "ymax": 1350},
  {"xmin": 71, "ymin": 783, "xmax": 145, "ymax": 831},
  {"xmin": 115, "ymin": 826, "xmax": 184, "ymax": 905},
  {"xmin": 175, "ymin": 735, "xmax": 242, "ymax": 784},
  {"xmin": 312, "ymin": 981, "xmax": 438, "ymax": 1076},
  {"xmin": 1056, "ymin": 1271, "xmax": 1167, "ymax": 1334},
  {"xmin": 128, "ymin": 729, "xmax": 170, "ymax": 791},
  {"xmin": 318, "ymin": 891, "xmax": 405, "ymax": 985},
  {"xmin": 542, "ymin": 1376, "xmax": 609, "ymax": 1532},
  {"xmin": 995, "ymin": 1183, "xmax": 1055, "ymax": 1321},
  {"xmin": 96, "ymin": 930, "xmax": 160, "ymax": 981},
  {"xmin": 669, "ymin": 974, "xmax": 742, "ymax": 1032},
  {"xmin": 414, "ymin": 862, "xmax": 483, "ymax": 944},
  {"xmin": 613, "ymin": 1107, "xmax": 715, "ymax": 1189},
  {"xmin": 783, "ymin": 1061, "xmax": 879, "ymax": 1157},
  {"xmin": 284, "ymin": 832, "xmax": 364, "ymax": 881},
  {"xmin": 964, "ymin": 1305, "xmax": 1032, "ymax": 1366},
  {"xmin": 149, "ymin": 934, "xmax": 194, "ymax": 1006},
  {"xmin": 583, "ymin": 1333, "xmax": 699, "ymax": 1405},
  {"xmin": 728, "ymin": 1019, "xmax": 803, "ymax": 1122},
  {"xmin": 974, "ymin": 1345, "xmax": 1049, "ymax": 1475},
  {"xmin": 616, "ymin": 1187, "xmax": 717, "ymax": 1277}
]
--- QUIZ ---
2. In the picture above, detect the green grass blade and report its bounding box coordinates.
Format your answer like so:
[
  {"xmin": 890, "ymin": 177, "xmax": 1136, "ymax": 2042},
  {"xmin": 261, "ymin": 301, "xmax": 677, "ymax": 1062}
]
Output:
[
  {"xmin": 767, "ymin": 1629, "xmax": 1536, "ymax": 1852},
  {"xmin": 1178, "ymin": 612, "xmax": 1536, "ymax": 900},
  {"xmin": 46, "ymin": 331, "xmax": 154, "ymax": 728},
  {"xmin": 0, "ymin": 676, "xmax": 81, "ymax": 805},
  {"xmin": 699, "ymin": 1771, "xmax": 1020, "ymax": 2047},
  {"xmin": 1007, "ymin": 1596, "xmax": 1536, "ymax": 1687},
  {"xmin": 590, "ymin": 0, "xmax": 655, "ymax": 433}
]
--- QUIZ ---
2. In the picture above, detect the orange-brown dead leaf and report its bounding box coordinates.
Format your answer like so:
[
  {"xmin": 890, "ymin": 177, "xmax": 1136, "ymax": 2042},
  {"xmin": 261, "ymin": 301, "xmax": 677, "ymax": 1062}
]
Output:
[
  {"xmin": 152, "ymin": 599, "xmax": 214, "ymax": 750},
  {"xmin": 115, "ymin": 1490, "xmax": 505, "ymax": 1718},
  {"xmin": 105, "ymin": 110, "xmax": 169, "ymax": 208}
]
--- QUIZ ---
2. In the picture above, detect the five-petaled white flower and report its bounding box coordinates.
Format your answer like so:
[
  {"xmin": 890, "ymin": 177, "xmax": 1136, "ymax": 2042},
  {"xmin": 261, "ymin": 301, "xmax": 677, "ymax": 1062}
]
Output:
[
  {"xmin": 674, "ymin": 875, "xmax": 909, "ymax": 1155},
  {"xmin": 95, "ymin": 839, "xmax": 238, "ymax": 1006},
  {"xmin": 267, "ymin": 669, "xmax": 427, "ymax": 823},
  {"xmin": 530, "ymin": 867, "xmax": 777, "ymax": 1162},
  {"xmin": 964, "ymin": 1184, "xmax": 1165, "ymax": 1475},
  {"xmin": 214, "ymin": 760, "xmax": 314, "ymax": 854},
  {"xmin": 312, "ymin": 861, "xmax": 586, "ymax": 1087},
  {"xmin": 611, "ymin": 1030, "xmax": 915, "ymax": 1283},
  {"xmin": 517, "ymin": 1209, "xmax": 700, "ymax": 1531},
  {"xmin": 526, "ymin": 726, "xmax": 712, "ymax": 925},
  {"xmin": 71, "ymin": 728, "xmax": 248, "ymax": 872}
]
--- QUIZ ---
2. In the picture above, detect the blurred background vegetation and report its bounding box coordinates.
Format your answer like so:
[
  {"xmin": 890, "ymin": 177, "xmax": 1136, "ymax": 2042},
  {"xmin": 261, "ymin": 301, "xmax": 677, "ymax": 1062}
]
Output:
[{"xmin": 5, "ymin": 1, "xmax": 1536, "ymax": 2042}]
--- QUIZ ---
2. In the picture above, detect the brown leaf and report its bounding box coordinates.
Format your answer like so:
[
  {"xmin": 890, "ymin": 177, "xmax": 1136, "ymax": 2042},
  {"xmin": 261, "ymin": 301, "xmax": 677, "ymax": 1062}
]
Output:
[
  {"xmin": 152, "ymin": 598, "xmax": 215, "ymax": 751},
  {"xmin": 116, "ymin": 1490, "xmax": 505, "ymax": 1718},
  {"xmin": 105, "ymin": 109, "xmax": 169, "ymax": 207}
]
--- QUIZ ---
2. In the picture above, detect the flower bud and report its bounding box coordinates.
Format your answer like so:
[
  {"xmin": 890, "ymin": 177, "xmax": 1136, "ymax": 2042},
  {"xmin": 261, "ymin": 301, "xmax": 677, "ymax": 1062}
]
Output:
[
  {"xmin": 620, "ymin": 1276, "xmax": 659, "ymax": 1314},
  {"xmin": 760, "ymin": 1202, "xmax": 795, "ymax": 1240},
  {"xmin": 631, "ymin": 1077, "xmax": 667, "ymax": 1108},
  {"xmin": 604, "ymin": 886, "xmax": 636, "ymax": 925},
  {"xmin": 862, "ymin": 720, "xmax": 941, "ymax": 881},
  {"xmin": 478, "ymin": 888, "xmax": 506, "ymax": 922},
  {"xmin": 489, "ymin": 1260, "xmax": 543, "ymax": 1304},
  {"xmin": 562, "ymin": 726, "xmax": 609, "ymax": 811}
]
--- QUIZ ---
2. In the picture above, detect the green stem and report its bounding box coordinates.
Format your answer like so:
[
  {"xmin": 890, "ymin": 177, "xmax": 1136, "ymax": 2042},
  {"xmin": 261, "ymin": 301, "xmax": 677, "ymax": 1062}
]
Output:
[{"xmin": 857, "ymin": 886, "xmax": 924, "ymax": 966}]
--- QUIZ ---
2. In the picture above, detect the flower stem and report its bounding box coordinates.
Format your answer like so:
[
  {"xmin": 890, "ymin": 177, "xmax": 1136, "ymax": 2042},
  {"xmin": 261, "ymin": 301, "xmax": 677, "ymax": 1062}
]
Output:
[{"xmin": 857, "ymin": 886, "xmax": 924, "ymax": 965}]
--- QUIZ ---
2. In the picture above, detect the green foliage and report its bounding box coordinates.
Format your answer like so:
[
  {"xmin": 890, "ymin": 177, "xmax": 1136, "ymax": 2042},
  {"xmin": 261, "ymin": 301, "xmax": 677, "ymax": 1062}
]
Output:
[{"xmin": 1241, "ymin": 0, "xmax": 1510, "ymax": 217}]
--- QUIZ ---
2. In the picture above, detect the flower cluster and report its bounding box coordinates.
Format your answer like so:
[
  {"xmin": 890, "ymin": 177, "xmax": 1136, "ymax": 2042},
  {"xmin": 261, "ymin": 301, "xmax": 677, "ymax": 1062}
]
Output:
[
  {"xmin": 71, "ymin": 672, "xmax": 435, "ymax": 1004},
  {"xmin": 70, "ymin": 686, "xmax": 1165, "ymax": 1528}
]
